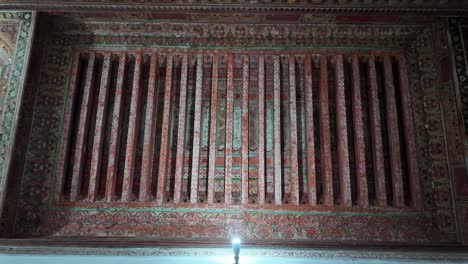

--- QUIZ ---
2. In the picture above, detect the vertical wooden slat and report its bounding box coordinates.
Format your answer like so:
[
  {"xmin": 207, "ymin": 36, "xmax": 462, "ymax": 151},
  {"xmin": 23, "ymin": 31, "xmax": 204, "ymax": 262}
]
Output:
[
  {"xmin": 55, "ymin": 52, "xmax": 81, "ymax": 200},
  {"xmin": 368, "ymin": 56, "xmax": 387, "ymax": 207},
  {"xmin": 257, "ymin": 56, "xmax": 266, "ymax": 205},
  {"xmin": 304, "ymin": 55, "xmax": 316, "ymax": 206},
  {"xmin": 351, "ymin": 55, "xmax": 369, "ymax": 208},
  {"xmin": 319, "ymin": 55, "xmax": 333, "ymax": 206},
  {"xmin": 173, "ymin": 55, "xmax": 189, "ymax": 204},
  {"xmin": 383, "ymin": 55, "xmax": 404, "ymax": 207},
  {"xmin": 70, "ymin": 52, "xmax": 96, "ymax": 202},
  {"xmin": 105, "ymin": 53, "xmax": 126, "ymax": 202},
  {"xmin": 289, "ymin": 56, "xmax": 300, "ymax": 205},
  {"xmin": 396, "ymin": 55, "xmax": 420, "ymax": 208},
  {"xmin": 88, "ymin": 53, "xmax": 112, "ymax": 201},
  {"xmin": 241, "ymin": 55, "xmax": 250, "ymax": 204},
  {"xmin": 207, "ymin": 55, "xmax": 219, "ymax": 204},
  {"xmin": 121, "ymin": 52, "xmax": 143, "ymax": 202},
  {"xmin": 139, "ymin": 53, "xmax": 159, "ymax": 202},
  {"xmin": 190, "ymin": 54, "xmax": 203, "ymax": 204},
  {"xmin": 335, "ymin": 55, "xmax": 351, "ymax": 207},
  {"xmin": 273, "ymin": 56, "xmax": 282, "ymax": 205},
  {"xmin": 225, "ymin": 54, "xmax": 234, "ymax": 205},
  {"xmin": 156, "ymin": 55, "xmax": 174, "ymax": 204}
]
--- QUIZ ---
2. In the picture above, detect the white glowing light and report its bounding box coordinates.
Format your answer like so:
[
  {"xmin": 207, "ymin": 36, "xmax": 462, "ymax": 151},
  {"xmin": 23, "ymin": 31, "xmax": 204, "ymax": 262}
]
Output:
[{"xmin": 232, "ymin": 238, "xmax": 241, "ymax": 245}]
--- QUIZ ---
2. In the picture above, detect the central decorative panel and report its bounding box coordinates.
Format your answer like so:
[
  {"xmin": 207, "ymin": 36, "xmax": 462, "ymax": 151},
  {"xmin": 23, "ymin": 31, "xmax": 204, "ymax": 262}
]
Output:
[{"xmin": 55, "ymin": 48, "xmax": 418, "ymax": 211}]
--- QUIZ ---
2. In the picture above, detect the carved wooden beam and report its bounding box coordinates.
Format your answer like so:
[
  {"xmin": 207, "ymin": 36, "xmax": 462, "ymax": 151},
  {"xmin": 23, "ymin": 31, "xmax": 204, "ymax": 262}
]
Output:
[{"xmin": 0, "ymin": 0, "xmax": 467, "ymax": 14}]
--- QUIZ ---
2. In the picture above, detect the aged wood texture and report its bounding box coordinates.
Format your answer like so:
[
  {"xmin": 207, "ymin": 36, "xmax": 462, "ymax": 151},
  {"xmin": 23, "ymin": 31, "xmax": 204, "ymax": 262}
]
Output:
[
  {"xmin": 289, "ymin": 56, "xmax": 300, "ymax": 205},
  {"xmin": 122, "ymin": 52, "xmax": 142, "ymax": 202},
  {"xmin": 173, "ymin": 55, "xmax": 188, "ymax": 204},
  {"xmin": 156, "ymin": 55, "xmax": 173, "ymax": 204},
  {"xmin": 319, "ymin": 55, "xmax": 333, "ymax": 206},
  {"xmin": 351, "ymin": 55, "xmax": 368, "ymax": 208},
  {"xmin": 55, "ymin": 52, "xmax": 81, "ymax": 200},
  {"xmin": 105, "ymin": 53, "xmax": 126, "ymax": 202},
  {"xmin": 335, "ymin": 55, "xmax": 351, "ymax": 207},
  {"xmin": 207, "ymin": 55, "xmax": 218, "ymax": 204},
  {"xmin": 257, "ymin": 55, "xmax": 266, "ymax": 205},
  {"xmin": 225, "ymin": 54, "xmax": 234, "ymax": 205},
  {"xmin": 367, "ymin": 56, "xmax": 387, "ymax": 207},
  {"xmin": 383, "ymin": 55, "xmax": 404, "ymax": 207},
  {"xmin": 241, "ymin": 55, "xmax": 250, "ymax": 205},
  {"xmin": 13, "ymin": 15, "xmax": 455, "ymax": 244},
  {"xmin": 190, "ymin": 54, "xmax": 203, "ymax": 204},
  {"xmin": 304, "ymin": 55, "xmax": 316, "ymax": 206},
  {"xmin": 140, "ymin": 53, "xmax": 158, "ymax": 202},
  {"xmin": 396, "ymin": 55, "xmax": 420, "ymax": 208},
  {"xmin": 273, "ymin": 56, "xmax": 282, "ymax": 205},
  {"xmin": 70, "ymin": 52, "xmax": 96, "ymax": 202},
  {"xmin": 88, "ymin": 53, "xmax": 111, "ymax": 201}
]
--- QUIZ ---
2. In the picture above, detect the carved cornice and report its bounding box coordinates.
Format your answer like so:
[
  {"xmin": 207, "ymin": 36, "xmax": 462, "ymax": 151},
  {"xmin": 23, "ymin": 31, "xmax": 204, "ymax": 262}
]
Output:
[
  {"xmin": 0, "ymin": 0, "xmax": 468, "ymax": 15},
  {"xmin": 1, "ymin": 245, "xmax": 468, "ymax": 260}
]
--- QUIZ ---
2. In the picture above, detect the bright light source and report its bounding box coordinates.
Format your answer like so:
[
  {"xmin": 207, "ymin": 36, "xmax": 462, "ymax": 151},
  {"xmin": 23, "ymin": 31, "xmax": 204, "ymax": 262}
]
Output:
[
  {"xmin": 232, "ymin": 238, "xmax": 241, "ymax": 245},
  {"xmin": 232, "ymin": 237, "xmax": 241, "ymax": 264}
]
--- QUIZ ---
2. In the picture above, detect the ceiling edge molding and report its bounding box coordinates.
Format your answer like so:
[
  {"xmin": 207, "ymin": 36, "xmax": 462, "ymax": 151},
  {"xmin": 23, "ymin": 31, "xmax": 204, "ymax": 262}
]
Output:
[{"xmin": 0, "ymin": 2, "xmax": 468, "ymax": 15}]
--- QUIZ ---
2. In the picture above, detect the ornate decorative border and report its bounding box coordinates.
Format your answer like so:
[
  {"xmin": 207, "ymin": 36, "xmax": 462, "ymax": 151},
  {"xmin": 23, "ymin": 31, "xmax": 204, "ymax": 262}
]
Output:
[
  {"xmin": 1, "ymin": 245, "xmax": 468, "ymax": 260},
  {"xmin": 0, "ymin": 11, "xmax": 35, "ymax": 218},
  {"xmin": 11, "ymin": 15, "xmax": 458, "ymax": 244},
  {"xmin": 0, "ymin": 1, "xmax": 468, "ymax": 14}
]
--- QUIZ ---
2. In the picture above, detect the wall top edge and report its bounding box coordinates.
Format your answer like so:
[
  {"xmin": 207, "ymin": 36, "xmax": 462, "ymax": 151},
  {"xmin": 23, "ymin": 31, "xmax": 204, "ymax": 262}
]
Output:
[{"xmin": 0, "ymin": 1, "xmax": 468, "ymax": 15}]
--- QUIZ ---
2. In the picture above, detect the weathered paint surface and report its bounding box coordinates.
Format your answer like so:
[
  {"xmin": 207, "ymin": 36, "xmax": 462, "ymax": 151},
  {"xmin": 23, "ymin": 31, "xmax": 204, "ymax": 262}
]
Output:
[
  {"xmin": 207, "ymin": 55, "xmax": 218, "ymax": 204},
  {"xmin": 190, "ymin": 54, "xmax": 203, "ymax": 204},
  {"xmin": 173, "ymin": 55, "xmax": 188, "ymax": 204},
  {"xmin": 55, "ymin": 52, "xmax": 81, "ymax": 200},
  {"xmin": 105, "ymin": 53, "xmax": 126, "ymax": 202},
  {"xmin": 367, "ymin": 56, "xmax": 387, "ymax": 207},
  {"xmin": 156, "ymin": 55, "xmax": 173, "ymax": 204},
  {"xmin": 351, "ymin": 55, "xmax": 368, "ymax": 208},
  {"xmin": 304, "ymin": 55, "xmax": 316, "ymax": 206},
  {"xmin": 11, "ymin": 19, "xmax": 449, "ymax": 242},
  {"xmin": 122, "ymin": 52, "xmax": 142, "ymax": 202},
  {"xmin": 335, "ymin": 55, "xmax": 351, "ymax": 207},
  {"xmin": 383, "ymin": 56, "xmax": 404, "ymax": 208},
  {"xmin": 70, "ymin": 52, "xmax": 96, "ymax": 202},
  {"xmin": 319, "ymin": 55, "xmax": 333, "ymax": 206},
  {"xmin": 88, "ymin": 53, "xmax": 111, "ymax": 201},
  {"xmin": 140, "ymin": 54, "xmax": 159, "ymax": 202},
  {"xmin": 273, "ymin": 56, "xmax": 282, "ymax": 205},
  {"xmin": 225, "ymin": 54, "xmax": 234, "ymax": 205},
  {"xmin": 288, "ymin": 56, "xmax": 299, "ymax": 205}
]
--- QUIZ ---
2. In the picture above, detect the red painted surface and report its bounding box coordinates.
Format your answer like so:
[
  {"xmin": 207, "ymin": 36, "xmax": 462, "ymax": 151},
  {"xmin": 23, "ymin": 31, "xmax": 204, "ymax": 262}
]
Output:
[
  {"xmin": 383, "ymin": 56, "xmax": 404, "ymax": 208},
  {"xmin": 335, "ymin": 55, "xmax": 351, "ymax": 207},
  {"xmin": 88, "ymin": 53, "xmax": 111, "ymax": 201},
  {"xmin": 335, "ymin": 15, "xmax": 399, "ymax": 23},
  {"xmin": 105, "ymin": 53, "xmax": 126, "ymax": 202},
  {"xmin": 70, "ymin": 52, "xmax": 96, "ymax": 202},
  {"xmin": 273, "ymin": 56, "xmax": 282, "ymax": 206},
  {"xmin": 156, "ymin": 55, "xmax": 173, "ymax": 204},
  {"xmin": 257, "ymin": 56, "xmax": 266, "ymax": 205},
  {"xmin": 207, "ymin": 55, "xmax": 218, "ymax": 204},
  {"xmin": 396, "ymin": 56, "xmax": 421, "ymax": 208},
  {"xmin": 304, "ymin": 55, "xmax": 316, "ymax": 206},
  {"xmin": 55, "ymin": 52, "xmax": 81, "ymax": 200},
  {"xmin": 140, "ymin": 54, "xmax": 159, "ymax": 202},
  {"xmin": 367, "ymin": 56, "xmax": 387, "ymax": 207},
  {"xmin": 454, "ymin": 166, "xmax": 468, "ymax": 197},
  {"xmin": 54, "ymin": 49, "xmax": 419, "ymax": 211},
  {"xmin": 241, "ymin": 55, "xmax": 249, "ymax": 205},
  {"xmin": 320, "ymin": 55, "xmax": 333, "ymax": 206},
  {"xmin": 351, "ymin": 55, "xmax": 368, "ymax": 208},
  {"xmin": 122, "ymin": 52, "xmax": 142, "ymax": 202},
  {"xmin": 173, "ymin": 55, "xmax": 188, "ymax": 204}
]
